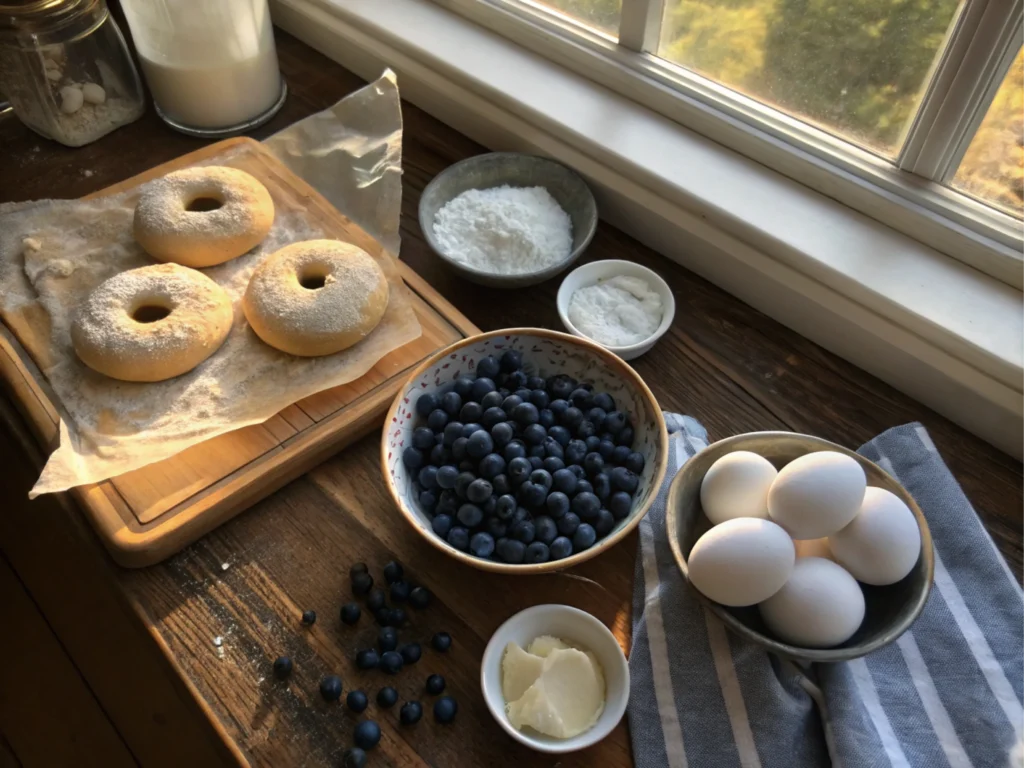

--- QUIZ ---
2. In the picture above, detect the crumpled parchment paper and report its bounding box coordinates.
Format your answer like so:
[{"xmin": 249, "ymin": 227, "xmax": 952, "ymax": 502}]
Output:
[{"xmin": 0, "ymin": 70, "xmax": 422, "ymax": 497}]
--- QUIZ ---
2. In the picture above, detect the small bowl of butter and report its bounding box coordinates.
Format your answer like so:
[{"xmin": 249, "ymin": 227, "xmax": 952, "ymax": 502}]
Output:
[{"xmin": 480, "ymin": 604, "xmax": 629, "ymax": 753}]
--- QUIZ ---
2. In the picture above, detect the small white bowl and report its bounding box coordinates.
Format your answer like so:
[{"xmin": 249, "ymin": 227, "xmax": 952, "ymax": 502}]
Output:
[
  {"xmin": 556, "ymin": 259, "xmax": 675, "ymax": 361},
  {"xmin": 480, "ymin": 604, "xmax": 630, "ymax": 753}
]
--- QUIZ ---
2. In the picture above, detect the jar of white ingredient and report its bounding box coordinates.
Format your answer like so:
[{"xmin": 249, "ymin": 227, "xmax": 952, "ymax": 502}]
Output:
[{"xmin": 568, "ymin": 275, "xmax": 663, "ymax": 347}]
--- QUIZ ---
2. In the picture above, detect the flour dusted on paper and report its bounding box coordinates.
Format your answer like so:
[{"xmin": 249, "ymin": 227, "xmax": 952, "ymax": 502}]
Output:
[{"xmin": 432, "ymin": 186, "xmax": 572, "ymax": 275}]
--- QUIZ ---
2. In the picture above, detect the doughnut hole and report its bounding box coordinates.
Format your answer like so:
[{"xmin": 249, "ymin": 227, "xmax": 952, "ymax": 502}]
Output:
[
  {"xmin": 184, "ymin": 196, "xmax": 224, "ymax": 212},
  {"xmin": 131, "ymin": 303, "xmax": 172, "ymax": 324},
  {"xmin": 298, "ymin": 263, "xmax": 331, "ymax": 290}
]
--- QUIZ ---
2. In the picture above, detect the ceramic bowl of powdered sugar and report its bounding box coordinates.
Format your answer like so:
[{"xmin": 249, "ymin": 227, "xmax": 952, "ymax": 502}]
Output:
[{"xmin": 419, "ymin": 152, "xmax": 598, "ymax": 288}]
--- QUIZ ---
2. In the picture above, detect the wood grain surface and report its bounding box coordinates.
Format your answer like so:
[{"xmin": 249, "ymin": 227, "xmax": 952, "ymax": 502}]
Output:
[{"xmin": 0, "ymin": 28, "xmax": 1020, "ymax": 768}]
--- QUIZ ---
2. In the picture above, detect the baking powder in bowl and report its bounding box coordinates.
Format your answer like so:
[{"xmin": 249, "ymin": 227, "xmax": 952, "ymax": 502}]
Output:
[
  {"xmin": 432, "ymin": 186, "xmax": 572, "ymax": 275},
  {"xmin": 568, "ymin": 275, "xmax": 663, "ymax": 346}
]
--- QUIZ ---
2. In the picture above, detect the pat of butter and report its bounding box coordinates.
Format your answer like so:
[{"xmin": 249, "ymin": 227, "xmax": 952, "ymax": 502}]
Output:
[{"xmin": 501, "ymin": 637, "xmax": 605, "ymax": 739}]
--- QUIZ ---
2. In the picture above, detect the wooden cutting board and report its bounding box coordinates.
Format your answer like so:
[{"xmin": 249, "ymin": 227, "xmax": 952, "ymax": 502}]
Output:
[{"xmin": 0, "ymin": 137, "xmax": 479, "ymax": 568}]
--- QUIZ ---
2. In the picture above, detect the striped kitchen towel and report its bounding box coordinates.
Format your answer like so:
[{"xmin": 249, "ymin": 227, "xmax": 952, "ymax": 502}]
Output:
[{"xmin": 629, "ymin": 416, "xmax": 1023, "ymax": 768}]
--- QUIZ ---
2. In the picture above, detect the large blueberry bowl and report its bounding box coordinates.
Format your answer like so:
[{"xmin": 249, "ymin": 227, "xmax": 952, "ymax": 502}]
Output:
[{"xmin": 381, "ymin": 328, "xmax": 669, "ymax": 573}]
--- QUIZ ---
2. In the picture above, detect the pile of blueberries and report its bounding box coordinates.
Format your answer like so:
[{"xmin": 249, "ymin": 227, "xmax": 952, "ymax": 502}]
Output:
[
  {"xmin": 271, "ymin": 560, "xmax": 456, "ymax": 768},
  {"xmin": 402, "ymin": 349, "xmax": 645, "ymax": 563}
]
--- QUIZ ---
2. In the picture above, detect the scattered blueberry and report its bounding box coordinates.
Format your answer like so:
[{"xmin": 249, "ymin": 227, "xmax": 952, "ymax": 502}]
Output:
[
  {"xmin": 366, "ymin": 588, "xmax": 386, "ymax": 612},
  {"xmin": 352, "ymin": 572, "xmax": 373, "ymax": 596},
  {"xmin": 381, "ymin": 560, "xmax": 403, "ymax": 585},
  {"xmin": 357, "ymin": 649, "xmax": 380, "ymax": 670},
  {"xmin": 347, "ymin": 689, "xmax": 369, "ymax": 713},
  {"xmin": 349, "ymin": 563, "xmax": 368, "ymax": 579},
  {"xmin": 374, "ymin": 607, "xmax": 391, "ymax": 626},
  {"xmin": 320, "ymin": 675, "xmax": 343, "ymax": 702},
  {"xmin": 378, "ymin": 626, "xmax": 398, "ymax": 652},
  {"xmin": 431, "ymin": 632, "xmax": 452, "ymax": 652},
  {"xmin": 388, "ymin": 607, "xmax": 408, "ymax": 628},
  {"xmin": 376, "ymin": 686, "xmax": 398, "ymax": 707},
  {"xmin": 341, "ymin": 603, "xmax": 361, "ymax": 625},
  {"xmin": 272, "ymin": 656, "xmax": 293, "ymax": 680},
  {"xmin": 409, "ymin": 586, "xmax": 431, "ymax": 609},
  {"xmin": 434, "ymin": 695, "xmax": 458, "ymax": 724},
  {"xmin": 425, "ymin": 673, "xmax": 446, "ymax": 695},
  {"xmin": 301, "ymin": 609, "xmax": 317, "ymax": 626},
  {"xmin": 550, "ymin": 536, "xmax": 573, "ymax": 559},
  {"xmin": 354, "ymin": 720, "xmax": 382, "ymax": 750},
  {"xmin": 342, "ymin": 747, "xmax": 367, "ymax": 768},
  {"xmin": 470, "ymin": 531, "xmax": 496, "ymax": 558},
  {"xmin": 401, "ymin": 642, "xmax": 423, "ymax": 664},
  {"xmin": 380, "ymin": 651, "xmax": 404, "ymax": 674},
  {"xmin": 400, "ymin": 700, "xmax": 424, "ymax": 725}
]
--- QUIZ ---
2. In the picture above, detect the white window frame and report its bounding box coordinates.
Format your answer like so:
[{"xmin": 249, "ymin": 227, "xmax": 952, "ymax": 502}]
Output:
[{"xmin": 432, "ymin": 0, "xmax": 1024, "ymax": 288}]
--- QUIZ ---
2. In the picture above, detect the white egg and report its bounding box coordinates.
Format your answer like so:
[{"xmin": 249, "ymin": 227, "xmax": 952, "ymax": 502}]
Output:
[
  {"xmin": 793, "ymin": 537, "xmax": 834, "ymax": 560},
  {"xmin": 700, "ymin": 450, "xmax": 777, "ymax": 524},
  {"xmin": 687, "ymin": 518, "xmax": 795, "ymax": 607},
  {"xmin": 758, "ymin": 557, "xmax": 865, "ymax": 647},
  {"xmin": 767, "ymin": 451, "xmax": 866, "ymax": 539},
  {"xmin": 829, "ymin": 486, "xmax": 922, "ymax": 585}
]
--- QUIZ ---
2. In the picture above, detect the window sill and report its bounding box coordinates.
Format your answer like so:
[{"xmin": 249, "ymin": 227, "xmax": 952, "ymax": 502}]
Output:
[{"xmin": 270, "ymin": 0, "xmax": 1023, "ymax": 458}]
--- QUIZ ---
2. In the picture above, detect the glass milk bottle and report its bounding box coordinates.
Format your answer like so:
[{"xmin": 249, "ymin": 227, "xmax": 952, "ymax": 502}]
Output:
[{"xmin": 119, "ymin": 0, "xmax": 286, "ymax": 136}]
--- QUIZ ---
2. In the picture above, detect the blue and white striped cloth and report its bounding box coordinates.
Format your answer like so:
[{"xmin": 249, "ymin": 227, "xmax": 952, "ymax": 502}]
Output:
[{"xmin": 629, "ymin": 415, "xmax": 1023, "ymax": 768}]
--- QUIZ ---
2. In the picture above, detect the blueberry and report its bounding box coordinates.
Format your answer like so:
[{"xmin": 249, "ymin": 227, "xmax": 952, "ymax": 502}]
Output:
[
  {"xmin": 548, "ymin": 425, "xmax": 571, "ymax": 446},
  {"xmin": 457, "ymin": 503, "xmax": 484, "ymax": 528},
  {"xmin": 508, "ymin": 456, "xmax": 531, "ymax": 483},
  {"xmin": 418, "ymin": 465, "xmax": 438, "ymax": 490},
  {"xmin": 572, "ymin": 491, "xmax": 601, "ymax": 520},
  {"xmin": 467, "ymin": 430, "xmax": 494, "ymax": 459},
  {"xmin": 409, "ymin": 586, "xmax": 431, "ymax": 609},
  {"xmin": 550, "ymin": 536, "xmax": 573, "ymax": 559},
  {"xmin": 343, "ymin": 747, "xmax": 367, "ymax": 768},
  {"xmin": 577, "ymin": 420, "xmax": 597, "ymax": 440},
  {"xmin": 482, "ymin": 494, "xmax": 496, "ymax": 518},
  {"xmin": 573, "ymin": 523, "xmax": 597, "ymax": 550},
  {"xmin": 585, "ymin": 436, "xmax": 601, "ymax": 453},
  {"xmin": 388, "ymin": 607, "xmax": 408, "ymax": 627},
  {"xmin": 357, "ymin": 647, "xmax": 380, "ymax": 669},
  {"xmin": 521, "ymin": 375, "xmax": 540, "ymax": 391},
  {"xmin": 549, "ymin": 375, "xmax": 576, "ymax": 400},
  {"xmin": 501, "ymin": 394, "xmax": 523, "ymax": 415},
  {"xmin": 582, "ymin": 452, "xmax": 604, "ymax": 477},
  {"xmin": 568, "ymin": 463, "xmax": 587, "ymax": 479},
  {"xmin": 528, "ymin": 448, "xmax": 546, "ymax": 462},
  {"xmin": 500, "ymin": 349, "xmax": 523, "ymax": 372},
  {"xmin": 543, "ymin": 456, "xmax": 565, "ymax": 473},
  {"xmin": 400, "ymin": 700, "xmax": 424, "ymax": 725},
  {"xmin": 617, "ymin": 426, "xmax": 635, "ymax": 447},
  {"xmin": 525, "ymin": 541, "xmax": 550, "ymax": 563},
  {"xmin": 455, "ymin": 471, "xmax": 475, "ymax": 498},
  {"xmin": 462, "ymin": 422, "xmax": 484, "ymax": 438},
  {"xmin": 352, "ymin": 572, "xmax": 373, "ymax": 596},
  {"xmin": 523, "ymin": 423, "xmax": 546, "ymax": 445},
  {"xmin": 440, "ymin": 390, "xmax": 461, "ymax": 416},
  {"xmin": 505, "ymin": 370, "xmax": 528, "ymax": 389},
  {"xmin": 470, "ymin": 531, "xmax": 496, "ymax": 558},
  {"xmin": 419, "ymin": 490, "xmax": 437, "ymax": 512},
  {"xmin": 549, "ymin": 398, "xmax": 569, "ymax": 418},
  {"xmin": 565, "ymin": 439, "xmax": 587, "ymax": 464},
  {"xmin": 434, "ymin": 696, "xmax": 458, "ymax": 724},
  {"xmin": 610, "ymin": 466, "xmax": 639, "ymax": 493},
  {"xmin": 427, "ymin": 408, "xmax": 449, "ymax": 432},
  {"xmin": 354, "ymin": 719, "xmax": 382, "ymax": 749},
  {"xmin": 467, "ymin": 478, "xmax": 493, "ymax": 504},
  {"xmin": 510, "ymin": 506, "xmax": 531, "ymax": 526},
  {"xmin": 485, "ymin": 517, "xmax": 508, "ymax": 539},
  {"xmin": 512, "ymin": 402, "xmax": 539, "ymax": 425},
  {"xmin": 453, "ymin": 376, "xmax": 475, "ymax": 399},
  {"xmin": 511, "ymin": 519, "xmax": 536, "ymax": 543},
  {"xmin": 457, "ymin": 400, "xmax": 482, "ymax": 423},
  {"xmin": 451, "ymin": 437, "xmax": 468, "ymax": 460},
  {"xmin": 402, "ymin": 447, "xmax": 424, "ymax": 471},
  {"xmin": 476, "ymin": 354, "xmax": 501, "ymax": 379},
  {"xmin": 596, "ymin": 439, "xmax": 616, "ymax": 461},
  {"xmin": 527, "ymin": 514, "xmax": 555, "ymax": 544},
  {"xmin": 495, "ymin": 494, "xmax": 517, "ymax": 520},
  {"xmin": 545, "ymin": 491, "xmax": 570, "ymax": 519},
  {"xmin": 436, "ymin": 464, "xmax": 459, "ymax": 489},
  {"xmin": 592, "ymin": 472, "xmax": 611, "ymax": 501},
  {"xmin": 366, "ymin": 588, "xmax": 386, "ymax": 611},
  {"xmin": 612, "ymin": 445, "xmax": 632, "ymax": 465},
  {"xmin": 350, "ymin": 562, "xmax": 369, "ymax": 579},
  {"xmin": 373, "ymin": 607, "xmax": 391, "ymax": 626},
  {"xmin": 504, "ymin": 440, "xmax": 527, "ymax": 462},
  {"xmin": 341, "ymin": 603, "xmax": 361, "ymax": 625},
  {"xmin": 538, "ymin": 408, "xmax": 555, "ymax": 428},
  {"xmin": 380, "ymin": 650, "xmax": 404, "ymax": 674},
  {"xmin": 438, "ymin": 489, "xmax": 459, "ymax": 515},
  {"xmin": 603, "ymin": 410, "xmax": 627, "ymax": 434},
  {"xmin": 625, "ymin": 451, "xmax": 645, "ymax": 474},
  {"xmin": 431, "ymin": 632, "xmax": 452, "ymax": 652},
  {"xmin": 425, "ymin": 673, "xmax": 446, "ymax": 695},
  {"xmin": 320, "ymin": 675, "xmax": 343, "ymax": 702},
  {"xmin": 458, "ymin": 459, "xmax": 476, "ymax": 473},
  {"xmin": 378, "ymin": 626, "xmax": 398, "ymax": 651},
  {"xmin": 569, "ymin": 388, "xmax": 592, "ymax": 409},
  {"xmin": 272, "ymin": 655, "xmax": 293, "ymax": 679},
  {"xmin": 576, "ymin": 480, "xmax": 594, "ymax": 495},
  {"xmin": 481, "ymin": 390, "xmax": 504, "ymax": 409},
  {"xmin": 416, "ymin": 392, "xmax": 440, "ymax": 418},
  {"xmin": 491, "ymin": 422, "xmax": 514, "ymax": 448},
  {"xmin": 551, "ymin": 468, "xmax": 577, "ymax": 496},
  {"xmin": 377, "ymin": 686, "xmax": 398, "ymax": 707},
  {"xmin": 477, "ymin": 455, "xmax": 504, "ymax": 482},
  {"xmin": 587, "ymin": 407, "xmax": 607, "ymax": 430},
  {"xmin": 347, "ymin": 689, "xmax": 369, "ymax": 712},
  {"xmin": 481, "ymin": 406, "xmax": 506, "ymax": 430},
  {"xmin": 447, "ymin": 526, "xmax": 470, "ymax": 551},
  {"xmin": 530, "ymin": 389, "xmax": 550, "ymax": 409},
  {"xmin": 432, "ymin": 513, "xmax": 453, "ymax": 537},
  {"xmin": 412, "ymin": 427, "xmax": 435, "ymax": 450},
  {"xmin": 557, "ymin": 512, "xmax": 581, "ymax": 536},
  {"xmin": 471, "ymin": 377, "xmax": 496, "ymax": 401},
  {"xmin": 497, "ymin": 537, "xmax": 526, "ymax": 563},
  {"xmin": 594, "ymin": 508, "xmax": 616, "ymax": 536},
  {"xmin": 529, "ymin": 469, "xmax": 551, "ymax": 491},
  {"xmin": 300, "ymin": 609, "xmax": 317, "ymax": 626},
  {"xmin": 442, "ymin": 421, "xmax": 463, "ymax": 446},
  {"xmin": 401, "ymin": 642, "xmax": 422, "ymax": 664},
  {"xmin": 517, "ymin": 481, "xmax": 547, "ymax": 508},
  {"xmin": 593, "ymin": 392, "xmax": 615, "ymax": 411},
  {"xmin": 390, "ymin": 581, "xmax": 412, "ymax": 603}
]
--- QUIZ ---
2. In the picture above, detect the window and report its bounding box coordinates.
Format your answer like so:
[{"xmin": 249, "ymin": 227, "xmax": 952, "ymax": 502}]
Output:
[{"xmin": 433, "ymin": 0, "xmax": 1024, "ymax": 286}]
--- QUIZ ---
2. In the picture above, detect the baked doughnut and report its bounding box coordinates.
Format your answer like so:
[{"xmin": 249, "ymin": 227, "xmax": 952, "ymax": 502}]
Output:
[
  {"xmin": 242, "ymin": 239, "xmax": 389, "ymax": 357},
  {"xmin": 71, "ymin": 263, "xmax": 233, "ymax": 382},
  {"xmin": 133, "ymin": 166, "xmax": 274, "ymax": 268}
]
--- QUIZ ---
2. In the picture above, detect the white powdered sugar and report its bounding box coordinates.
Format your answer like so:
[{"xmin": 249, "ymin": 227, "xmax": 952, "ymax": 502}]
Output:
[
  {"xmin": 568, "ymin": 275, "xmax": 663, "ymax": 347},
  {"xmin": 432, "ymin": 185, "xmax": 572, "ymax": 275}
]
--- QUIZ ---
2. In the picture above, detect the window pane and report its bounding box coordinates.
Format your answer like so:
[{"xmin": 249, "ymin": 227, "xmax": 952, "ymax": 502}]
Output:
[
  {"xmin": 531, "ymin": 0, "xmax": 621, "ymax": 36},
  {"xmin": 657, "ymin": 0, "xmax": 962, "ymax": 156},
  {"xmin": 952, "ymin": 49, "xmax": 1023, "ymax": 217}
]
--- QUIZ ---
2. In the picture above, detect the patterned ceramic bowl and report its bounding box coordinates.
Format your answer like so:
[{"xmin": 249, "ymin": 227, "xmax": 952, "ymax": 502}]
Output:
[{"xmin": 381, "ymin": 328, "xmax": 669, "ymax": 573}]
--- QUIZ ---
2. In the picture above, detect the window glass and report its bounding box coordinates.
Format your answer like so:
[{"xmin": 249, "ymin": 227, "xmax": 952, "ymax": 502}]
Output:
[
  {"xmin": 952, "ymin": 48, "xmax": 1023, "ymax": 217},
  {"xmin": 533, "ymin": 0, "xmax": 621, "ymax": 36},
  {"xmin": 657, "ymin": 0, "xmax": 963, "ymax": 156}
]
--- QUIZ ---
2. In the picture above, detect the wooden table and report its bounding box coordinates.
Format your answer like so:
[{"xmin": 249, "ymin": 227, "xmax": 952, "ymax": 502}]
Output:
[{"xmin": 1, "ymin": 30, "xmax": 1020, "ymax": 768}]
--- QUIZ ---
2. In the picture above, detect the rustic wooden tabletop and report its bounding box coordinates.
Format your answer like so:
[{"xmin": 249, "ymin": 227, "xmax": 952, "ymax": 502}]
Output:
[{"xmin": 1, "ymin": 30, "xmax": 1020, "ymax": 768}]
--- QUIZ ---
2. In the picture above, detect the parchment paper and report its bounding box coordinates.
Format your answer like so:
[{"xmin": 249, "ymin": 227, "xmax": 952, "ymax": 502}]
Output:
[{"xmin": 0, "ymin": 70, "xmax": 422, "ymax": 497}]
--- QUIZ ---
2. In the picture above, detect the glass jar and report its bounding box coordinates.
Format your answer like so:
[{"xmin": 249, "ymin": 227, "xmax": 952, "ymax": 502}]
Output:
[
  {"xmin": 0, "ymin": 0, "xmax": 144, "ymax": 147},
  {"xmin": 119, "ymin": 0, "xmax": 286, "ymax": 137}
]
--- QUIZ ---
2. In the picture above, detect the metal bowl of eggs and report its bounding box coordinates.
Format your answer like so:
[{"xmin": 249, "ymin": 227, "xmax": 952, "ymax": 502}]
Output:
[{"xmin": 665, "ymin": 431, "xmax": 934, "ymax": 662}]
